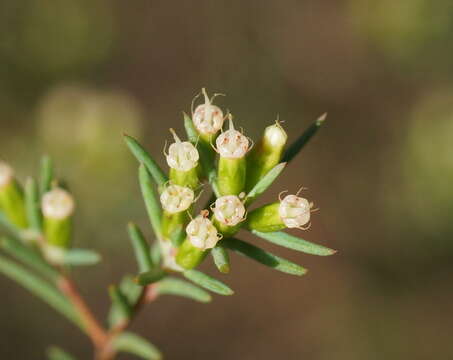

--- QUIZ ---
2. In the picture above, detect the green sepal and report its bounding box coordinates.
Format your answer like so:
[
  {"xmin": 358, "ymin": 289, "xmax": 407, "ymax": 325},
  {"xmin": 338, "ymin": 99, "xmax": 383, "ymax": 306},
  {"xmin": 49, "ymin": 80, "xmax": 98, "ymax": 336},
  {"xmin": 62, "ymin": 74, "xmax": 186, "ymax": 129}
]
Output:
[
  {"xmin": 175, "ymin": 238, "xmax": 208, "ymax": 269},
  {"xmin": 211, "ymin": 244, "xmax": 230, "ymax": 273},
  {"xmin": 44, "ymin": 216, "xmax": 72, "ymax": 248},
  {"xmin": 217, "ymin": 157, "xmax": 246, "ymax": 196},
  {"xmin": 245, "ymin": 202, "xmax": 285, "ymax": 232},
  {"xmin": 0, "ymin": 180, "xmax": 28, "ymax": 229},
  {"xmin": 169, "ymin": 167, "xmax": 199, "ymax": 189}
]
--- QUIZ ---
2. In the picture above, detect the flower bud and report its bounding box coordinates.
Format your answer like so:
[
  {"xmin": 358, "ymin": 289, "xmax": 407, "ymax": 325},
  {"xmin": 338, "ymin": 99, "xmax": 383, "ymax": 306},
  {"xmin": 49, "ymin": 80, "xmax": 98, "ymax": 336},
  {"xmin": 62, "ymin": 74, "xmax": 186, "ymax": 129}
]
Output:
[
  {"xmin": 0, "ymin": 162, "xmax": 28, "ymax": 228},
  {"xmin": 166, "ymin": 129, "xmax": 199, "ymax": 172},
  {"xmin": 193, "ymin": 88, "xmax": 224, "ymax": 136},
  {"xmin": 186, "ymin": 212, "xmax": 220, "ymax": 250},
  {"xmin": 245, "ymin": 120, "xmax": 287, "ymax": 192},
  {"xmin": 215, "ymin": 117, "xmax": 250, "ymax": 159},
  {"xmin": 279, "ymin": 194, "xmax": 311, "ymax": 228},
  {"xmin": 160, "ymin": 184, "xmax": 194, "ymax": 214},
  {"xmin": 212, "ymin": 195, "xmax": 245, "ymax": 226},
  {"xmin": 42, "ymin": 188, "xmax": 74, "ymax": 248}
]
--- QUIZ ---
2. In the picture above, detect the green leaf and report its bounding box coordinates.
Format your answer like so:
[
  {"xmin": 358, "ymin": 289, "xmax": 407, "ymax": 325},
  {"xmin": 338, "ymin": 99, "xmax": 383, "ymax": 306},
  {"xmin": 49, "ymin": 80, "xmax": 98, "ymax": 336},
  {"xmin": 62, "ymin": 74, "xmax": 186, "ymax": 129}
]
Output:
[
  {"xmin": 0, "ymin": 210, "xmax": 20, "ymax": 236},
  {"xmin": 183, "ymin": 269, "xmax": 234, "ymax": 296},
  {"xmin": 211, "ymin": 245, "xmax": 230, "ymax": 273},
  {"xmin": 155, "ymin": 277, "xmax": 211, "ymax": 303},
  {"xmin": 282, "ymin": 113, "xmax": 326, "ymax": 163},
  {"xmin": 128, "ymin": 222, "xmax": 153, "ymax": 272},
  {"xmin": 0, "ymin": 236, "xmax": 58, "ymax": 281},
  {"xmin": 0, "ymin": 254, "xmax": 82, "ymax": 328},
  {"xmin": 150, "ymin": 242, "xmax": 161, "ymax": 267},
  {"xmin": 108, "ymin": 275, "xmax": 142, "ymax": 327},
  {"xmin": 136, "ymin": 268, "xmax": 166, "ymax": 286},
  {"xmin": 112, "ymin": 332, "xmax": 162, "ymax": 360},
  {"xmin": 25, "ymin": 177, "xmax": 42, "ymax": 232},
  {"xmin": 139, "ymin": 165, "xmax": 163, "ymax": 238},
  {"xmin": 244, "ymin": 163, "xmax": 286, "ymax": 206},
  {"xmin": 124, "ymin": 134, "xmax": 168, "ymax": 187},
  {"xmin": 183, "ymin": 112, "xmax": 198, "ymax": 142},
  {"xmin": 252, "ymin": 230, "xmax": 336, "ymax": 256},
  {"xmin": 223, "ymin": 238, "xmax": 307, "ymax": 276},
  {"xmin": 47, "ymin": 346, "xmax": 77, "ymax": 360},
  {"xmin": 40, "ymin": 155, "xmax": 54, "ymax": 196},
  {"xmin": 64, "ymin": 249, "xmax": 101, "ymax": 266},
  {"xmin": 109, "ymin": 285, "xmax": 132, "ymax": 323}
]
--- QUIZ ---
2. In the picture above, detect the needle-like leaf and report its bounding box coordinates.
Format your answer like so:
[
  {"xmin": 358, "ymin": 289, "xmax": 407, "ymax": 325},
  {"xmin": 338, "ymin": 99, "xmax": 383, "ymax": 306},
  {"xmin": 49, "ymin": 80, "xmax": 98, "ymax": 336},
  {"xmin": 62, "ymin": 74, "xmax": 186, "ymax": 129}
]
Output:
[
  {"xmin": 124, "ymin": 134, "xmax": 168, "ymax": 187},
  {"xmin": 183, "ymin": 269, "xmax": 234, "ymax": 295},
  {"xmin": 211, "ymin": 245, "xmax": 230, "ymax": 273},
  {"xmin": 223, "ymin": 238, "xmax": 307, "ymax": 276},
  {"xmin": 108, "ymin": 275, "xmax": 142, "ymax": 327},
  {"xmin": 40, "ymin": 155, "xmax": 54, "ymax": 196},
  {"xmin": 0, "ymin": 254, "xmax": 81, "ymax": 328},
  {"xmin": 25, "ymin": 177, "xmax": 42, "ymax": 232},
  {"xmin": 109, "ymin": 285, "xmax": 131, "ymax": 323},
  {"xmin": 244, "ymin": 163, "xmax": 286, "ymax": 206},
  {"xmin": 128, "ymin": 222, "xmax": 153, "ymax": 272},
  {"xmin": 138, "ymin": 165, "xmax": 163, "ymax": 238},
  {"xmin": 64, "ymin": 249, "xmax": 102, "ymax": 266},
  {"xmin": 112, "ymin": 332, "xmax": 162, "ymax": 360},
  {"xmin": 252, "ymin": 230, "xmax": 336, "ymax": 256},
  {"xmin": 155, "ymin": 277, "xmax": 211, "ymax": 303},
  {"xmin": 136, "ymin": 268, "xmax": 166, "ymax": 286},
  {"xmin": 282, "ymin": 113, "xmax": 326, "ymax": 163},
  {"xmin": 46, "ymin": 346, "xmax": 77, "ymax": 360},
  {"xmin": 0, "ymin": 211, "xmax": 20, "ymax": 236}
]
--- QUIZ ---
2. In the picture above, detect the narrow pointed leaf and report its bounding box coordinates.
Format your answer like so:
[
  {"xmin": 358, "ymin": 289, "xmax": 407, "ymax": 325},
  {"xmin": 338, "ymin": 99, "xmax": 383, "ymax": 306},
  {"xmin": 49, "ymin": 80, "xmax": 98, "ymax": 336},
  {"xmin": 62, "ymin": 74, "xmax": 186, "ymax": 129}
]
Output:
[
  {"xmin": 0, "ymin": 211, "xmax": 20, "ymax": 236},
  {"xmin": 112, "ymin": 332, "xmax": 162, "ymax": 360},
  {"xmin": 282, "ymin": 113, "xmax": 326, "ymax": 163},
  {"xmin": 136, "ymin": 268, "xmax": 166, "ymax": 286},
  {"xmin": 245, "ymin": 163, "xmax": 286, "ymax": 206},
  {"xmin": 211, "ymin": 245, "xmax": 230, "ymax": 273},
  {"xmin": 124, "ymin": 134, "xmax": 168, "ymax": 187},
  {"xmin": 64, "ymin": 249, "xmax": 101, "ymax": 266},
  {"xmin": 150, "ymin": 242, "xmax": 161, "ymax": 267},
  {"xmin": 155, "ymin": 277, "xmax": 211, "ymax": 303},
  {"xmin": 25, "ymin": 177, "xmax": 42, "ymax": 231},
  {"xmin": 128, "ymin": 222, "xmax": 153, "ymax": 272},
  {"xmin": 40, "ymin": 155, "xmax": 54, "ymax": 195},
  {"xmin": 108, "ymin": 275, "xmax": 142, "ymax": 327},
  {"xmin": 0, "ymin": 254, "xmax": 81, "ymax": 328},
  {"xmin": 183, "ymin": 269, "xmax": 234, "ymax": 295},
  {"xmin": 223, "ymin": 238, "xmax": 307, "ymax": 276},
  {"xmin": 183, "ymin": 112, "xmax": 198, "ymax": 142},
  {"xmin": 0, "ymin": 237, "xmax": 57, "ymax": 281},
  {"xmin": 252, "ymin": 230, "xmax": 336, "ymax": 256},
  {"xmin": 109, "ymin": 285, "xmax": 132, "ymax": 323},
  {"xmin": 139, "ymin": 165, "xmax": 162, "ymax": 238},
  {"xmin": 47, "ymin": 346, "xmax": 77, "ymax": 360}
]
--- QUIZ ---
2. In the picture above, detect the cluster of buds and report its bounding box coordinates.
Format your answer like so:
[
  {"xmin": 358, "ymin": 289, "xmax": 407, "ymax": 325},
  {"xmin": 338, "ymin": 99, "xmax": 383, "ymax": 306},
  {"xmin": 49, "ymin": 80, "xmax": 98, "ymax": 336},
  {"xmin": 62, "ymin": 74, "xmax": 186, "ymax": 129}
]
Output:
[{"xmin": 129, "ymin": 88, "xmax": 320, "ymax": 272}]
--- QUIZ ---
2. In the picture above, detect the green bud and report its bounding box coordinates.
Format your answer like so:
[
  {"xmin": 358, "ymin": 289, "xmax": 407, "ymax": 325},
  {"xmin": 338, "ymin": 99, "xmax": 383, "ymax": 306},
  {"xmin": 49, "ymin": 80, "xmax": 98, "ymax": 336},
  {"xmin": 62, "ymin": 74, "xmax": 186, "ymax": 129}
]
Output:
[
  {"xmin": 246, "ymin": 121, "xmax": 287, "ymax": 192},
  {"xmin": 175, "ymin": 238, "xmax": 208, "ymax": 269},
  {"xmin": 169, "ymin": 167, "xmax": 199, "ymax": 189},
  {"xmin": 42, "ymin": 188, "xmax": 74, "ymax": 248},
  {"xmin": 245, "ymin": 203, "xmax": 285, "ymax": 233},
  {"xmin": 0, "ymin": 162, "xmax": 28, "ymax": 228}
]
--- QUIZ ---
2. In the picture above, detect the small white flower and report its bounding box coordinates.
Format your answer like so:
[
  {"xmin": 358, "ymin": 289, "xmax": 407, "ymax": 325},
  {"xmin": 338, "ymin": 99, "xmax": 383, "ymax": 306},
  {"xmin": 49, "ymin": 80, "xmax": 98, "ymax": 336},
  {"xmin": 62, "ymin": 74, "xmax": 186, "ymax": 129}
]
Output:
[
  {"xmin": 279, "ymin": 194, "xmax": 311, "ymax": 229},
  {"xmin": 166, "ymin": 129, "xmax": 199, "ymax": 171},
  {"xmin": 186, "ymin": 212, "xmax": 220, "ymax": 250},
  {"xmin": 42, "ymin": 188, "xmax": 75, "ymax": 220},
  {"xmin": 0, "ymin": 162, "xmax": 13, "ymax": 188},
  {"xmin": 264, "ymin": 120, "xmax": 287, "ymax": 148},
  {"xmin": 212, "ymin": 195, "xmax": 246, "ymax": 226},
  {"xmin": 215, "ymin": 116, "xmax": 250, "ymax": 159},
  {"xmin": 160, "ymin": 184, "xmax": 194, "ymax": 214},
  {"xmin": 193, "ymin": 88, "xmax": 224, "ymax": 135}
]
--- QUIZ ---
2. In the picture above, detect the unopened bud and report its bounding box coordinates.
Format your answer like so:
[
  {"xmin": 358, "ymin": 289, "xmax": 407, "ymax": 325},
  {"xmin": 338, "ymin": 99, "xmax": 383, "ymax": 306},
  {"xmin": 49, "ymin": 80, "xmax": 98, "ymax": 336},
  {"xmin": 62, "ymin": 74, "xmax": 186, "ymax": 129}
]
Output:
[
  {"xmin": 215, "ymin": 117, "xmax": 250, "ymax": 159},
  {"xmin": 279, "ymin": 194, "xmax": 311, "ymax": 228},
  {"xmin": 0, "ymin": 162, "xmax": 14, "ymax": 188},
  {"xmin": 264, "ymin": 121, "xmax": 287, "ymax": 148},
  {"xmin": 186, "ymin": 213, "xmax": 220, "ymax": 250},
  {"xmin": 166, "ymin": 129, "xmax": 199, "ymax": 172},
  {"xmin": 193, "ymin": 88, "xmax": 224, "ymax": 135},
  {"xmin": 212, "ymin": 195, "xmax": 245, "ymax": 226},
  {"xmin": 160, "ymin": 184, "xmax": 194, "ymax": 214},
  {"xmin": 42, "ymin": 188, "xmax": 75, "ymax": 220}
]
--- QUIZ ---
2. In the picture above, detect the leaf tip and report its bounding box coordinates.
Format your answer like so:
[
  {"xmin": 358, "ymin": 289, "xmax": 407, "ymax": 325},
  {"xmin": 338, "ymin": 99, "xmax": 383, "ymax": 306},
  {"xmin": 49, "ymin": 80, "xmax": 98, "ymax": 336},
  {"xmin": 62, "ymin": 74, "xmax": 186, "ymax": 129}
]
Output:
[{"xmin": 316, "ymin": 113, "xmax": 327, "ymax": 126}]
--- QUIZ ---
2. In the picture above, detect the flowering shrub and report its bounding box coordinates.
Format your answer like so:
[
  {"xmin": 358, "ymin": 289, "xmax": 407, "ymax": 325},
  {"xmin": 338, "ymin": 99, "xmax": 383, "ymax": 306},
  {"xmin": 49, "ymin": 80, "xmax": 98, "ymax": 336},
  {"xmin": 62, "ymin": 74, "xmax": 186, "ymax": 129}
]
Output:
[{"xmin": 0, "ymin": 89, "xmax": 334, "ymax": 360}]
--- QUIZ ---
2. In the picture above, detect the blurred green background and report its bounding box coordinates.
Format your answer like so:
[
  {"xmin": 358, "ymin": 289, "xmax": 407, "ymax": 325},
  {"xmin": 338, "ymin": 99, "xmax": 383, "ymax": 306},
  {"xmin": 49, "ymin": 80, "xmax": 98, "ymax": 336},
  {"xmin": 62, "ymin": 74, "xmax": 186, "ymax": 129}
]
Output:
[{"xmin": 1, "ymin": 0, "xmax": 453, "ymax": 359}]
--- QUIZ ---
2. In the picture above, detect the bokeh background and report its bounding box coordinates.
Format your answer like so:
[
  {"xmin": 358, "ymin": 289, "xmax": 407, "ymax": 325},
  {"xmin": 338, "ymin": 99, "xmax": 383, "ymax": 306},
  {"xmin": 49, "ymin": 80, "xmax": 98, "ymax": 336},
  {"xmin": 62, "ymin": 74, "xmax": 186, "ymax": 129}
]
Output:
[{"xmin": 1, "ymin": 0, "xmax": 453, "ymax": 359}]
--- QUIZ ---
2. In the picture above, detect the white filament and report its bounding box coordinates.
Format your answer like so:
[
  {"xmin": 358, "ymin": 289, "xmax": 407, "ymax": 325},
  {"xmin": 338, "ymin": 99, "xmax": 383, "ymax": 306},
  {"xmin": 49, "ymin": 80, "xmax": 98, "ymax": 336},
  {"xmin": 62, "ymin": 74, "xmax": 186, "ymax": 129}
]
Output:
[
  {"xmin": 166, "ymin": 129, "xmax": 199, "ymax": 171},
  {"xmin": 212, "ymin": 195, "xmax": 245, "ymax": 226},
  {"xmin": 160, "ymin": 184, "xmax": 194, "ymax": 214},
  {"xmin": 186, "ymin": 214, "xmax": 220, "ymax": 250},
  {"xmin": 42, "ymin": 188, "xmax": 75, "ymax": 219},
  {"xmin": 278, "ymin": 194, "xmax": 311, "ymax": 228}
]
